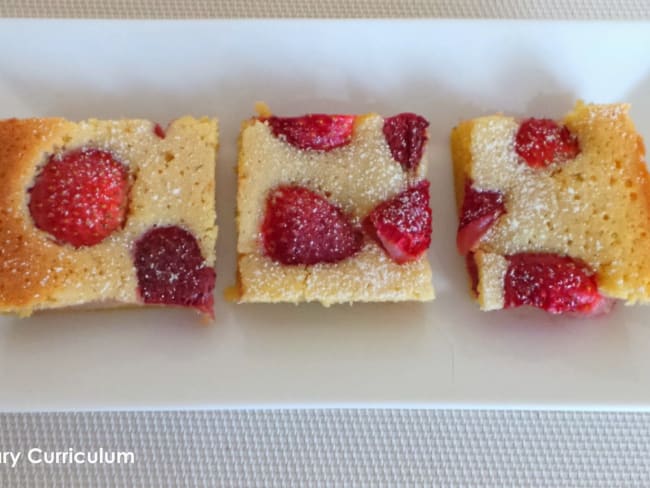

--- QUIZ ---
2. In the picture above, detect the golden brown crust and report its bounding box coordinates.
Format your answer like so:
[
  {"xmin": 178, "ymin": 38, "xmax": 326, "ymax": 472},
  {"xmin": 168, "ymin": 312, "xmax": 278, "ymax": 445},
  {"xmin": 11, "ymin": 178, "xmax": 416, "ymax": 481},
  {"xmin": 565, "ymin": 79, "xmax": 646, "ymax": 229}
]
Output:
[
  {"xmin": 450, "ymin": 120, "xmax": 475, "ymax": 212},
  {"xmin": 562, "ymin": 103, "xmax": 650, "ymax": 301},
  {"xmin": 451, "ymin": 102, "xmax": 650, "ymax": 309},
  {"xmin": 0, "ymin": 117, "xmax": 218, "ymax": 316},
  {"xmin": 0, "ymin": 118, "xmax": 74, "ymax": 311}
]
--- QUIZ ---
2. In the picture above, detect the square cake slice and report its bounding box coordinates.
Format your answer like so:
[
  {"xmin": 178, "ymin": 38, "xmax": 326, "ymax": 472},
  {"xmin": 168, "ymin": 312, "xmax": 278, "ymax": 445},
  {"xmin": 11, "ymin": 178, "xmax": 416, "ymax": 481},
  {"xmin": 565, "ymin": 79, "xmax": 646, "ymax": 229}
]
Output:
[
  {"xmin": 0, "ymin": 116, "xmax": 218, "ymax": 317},
  {"xmin": 234, "ymin": 104, "xmax": 434, "ymax": 304},
  {"xmin": 451, "ymin": 101, "xmax": 650, "ymax": 315}
]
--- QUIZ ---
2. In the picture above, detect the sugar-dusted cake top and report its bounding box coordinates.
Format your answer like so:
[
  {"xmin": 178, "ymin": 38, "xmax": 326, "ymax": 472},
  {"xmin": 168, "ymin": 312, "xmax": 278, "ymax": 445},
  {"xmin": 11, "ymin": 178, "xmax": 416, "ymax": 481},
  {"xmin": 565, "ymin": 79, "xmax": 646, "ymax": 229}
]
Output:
[
  {"xmin": 0, "ymin": 116, "xmax": 218, "ymax": 316},
  {"xmin": 452, "ymin": 101, "xmax": 650, "ymax": 312},
  {"xmin": 238, "ymin": 112, "xmax": 428, "ymax": 253},
  {"xmin": 236, "ymin": 105, "xmax": 434, "ymax": 304}
]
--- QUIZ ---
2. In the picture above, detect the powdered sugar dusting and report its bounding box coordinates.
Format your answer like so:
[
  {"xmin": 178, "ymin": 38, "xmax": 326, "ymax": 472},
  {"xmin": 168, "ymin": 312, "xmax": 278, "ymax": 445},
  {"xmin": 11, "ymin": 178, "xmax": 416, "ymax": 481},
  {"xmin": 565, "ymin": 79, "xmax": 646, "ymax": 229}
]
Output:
[
  {"xmin": 306, "ymin": 244, "xmax": 433, "ymax": 304},
  {"xmin": 237, "ymin": 243, "xmax": 434, "ymax": 305},
  {"xmin": 366, "ymin": 181, "xmax": 432, "ymax": 263},
  {"xmin": 237, "ymin": 113, "xmax": 434, "ymax": 303},
  {"xmin": 468, "ymin": 103, "xmax": 650, "ymax": 303},
  {"xmin": 0, "ymin": 117, "xmax": 218, "ymax": 314},
  {"xmin": 261, "ymin": 185, "xmax": 363, "ymax": 265},
  {"xmin": 238, "ymin": 115, "xmax": 411, "ymax": 255}
]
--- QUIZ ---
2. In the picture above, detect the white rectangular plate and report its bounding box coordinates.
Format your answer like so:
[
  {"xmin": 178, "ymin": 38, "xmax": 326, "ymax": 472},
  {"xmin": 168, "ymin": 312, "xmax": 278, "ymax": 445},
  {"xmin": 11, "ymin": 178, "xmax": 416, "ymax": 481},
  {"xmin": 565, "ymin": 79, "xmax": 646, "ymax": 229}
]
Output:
[{"xmin": 1, "ymin": 19, "xmax": 650, "ymax": 412}]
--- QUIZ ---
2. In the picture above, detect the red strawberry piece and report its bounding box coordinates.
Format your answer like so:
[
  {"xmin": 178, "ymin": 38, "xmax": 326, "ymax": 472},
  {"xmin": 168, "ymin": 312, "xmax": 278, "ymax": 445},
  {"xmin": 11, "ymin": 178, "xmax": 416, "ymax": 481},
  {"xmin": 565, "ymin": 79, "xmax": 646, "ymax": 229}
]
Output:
[
  {"xmin": 265, "ymin": 114, "xmax": 355, "ymax": 151},
  {"xmin": 262, "ymin": 185, "xmax": 363, "ymax": 265},
  {"xmin": 383, "ymin": 113, "xmax": 429, "ymax": 171},
  {"xmin": 365, "ymin": 181, "xmax": 432, "ymax": 264},
  {"xmin": 515, "ymin": 118, "xmax": 580, "ymax": 168},
  {"xmin": 153, "ymin": 123, "xmax": 166, "ymax": 139},
  {"xmin": 457, "ymin": 180, "xmax": 506, "ymax": 255},
  {"xmin": 28, "ymin": 148, "xmax": 129, "ymax": 247},
  {"xmin": 569, "ymin": 295, "xmax": 616, "ymax": 318},
  {"xmin": 504, "ymin": 253, "xmax": 609, "ymax": 315},
  {"xmin": 134, "ymin": 226, "xmax": 216, "ymax": 316}
]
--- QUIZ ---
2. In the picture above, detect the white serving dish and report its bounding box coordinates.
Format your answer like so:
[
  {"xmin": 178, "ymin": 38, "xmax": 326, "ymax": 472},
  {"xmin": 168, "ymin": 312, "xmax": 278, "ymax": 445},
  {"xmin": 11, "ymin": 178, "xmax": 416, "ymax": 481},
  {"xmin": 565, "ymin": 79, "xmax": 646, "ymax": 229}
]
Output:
[{"xmin": 1, "ymin": 19, "xmax": 649, "ymax": 412}]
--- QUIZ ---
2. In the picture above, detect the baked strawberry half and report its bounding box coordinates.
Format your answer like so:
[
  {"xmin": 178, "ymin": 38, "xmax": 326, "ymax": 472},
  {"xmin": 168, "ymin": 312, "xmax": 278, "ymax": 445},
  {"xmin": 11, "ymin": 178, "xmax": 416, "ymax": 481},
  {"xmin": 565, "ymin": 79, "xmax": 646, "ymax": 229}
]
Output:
[
  {"xmin": 383, "ymin": 113, "xmax": 429, "ymax": 171},
  {"xmin": 457, "ymin": 180, "xmax": 506, "ymax": 256},
  {"xmin": 265, "ymin": 114, "xmax": 355, "ymax": 151},
  {"xmin": 28, "ymin": 148, "xmax": 129, "ymax": 247},
  {"xmin": 515, "ymin": 118, "xmax": 580, "ymax": 168},
  {"xmin": 504, "ymin": 253, "xmax": 611, "ymax": 315},
  {"xmin": 365, "ymin": 181, "xmax": 432, "ymax": 264},
  {"xmin": 262, "ymin": 185, "xmax": 363, "ymax": 265},
  {"xmin": 153, "ymin": 123, "xmax": 166, "ymax": 139},
  {"xmin": 134, "ymin": 226, "xmax": 216, "ymax": 317}
]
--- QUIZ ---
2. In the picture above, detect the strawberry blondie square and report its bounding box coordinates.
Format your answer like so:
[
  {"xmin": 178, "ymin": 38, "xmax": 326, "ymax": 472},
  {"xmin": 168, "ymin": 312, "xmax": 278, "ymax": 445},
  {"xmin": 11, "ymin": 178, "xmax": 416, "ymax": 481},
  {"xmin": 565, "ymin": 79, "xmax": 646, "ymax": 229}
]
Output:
[
  {"xmin": 0, "ymin": 117, "xmax": 218, "ymax": 317},
  {"xmin": 234, "ymin": 104, "xmax": 434, "ymax": 304},
  {"xmin": 451, "ymin": 101, "xmax": 650, "ymax": 315}
]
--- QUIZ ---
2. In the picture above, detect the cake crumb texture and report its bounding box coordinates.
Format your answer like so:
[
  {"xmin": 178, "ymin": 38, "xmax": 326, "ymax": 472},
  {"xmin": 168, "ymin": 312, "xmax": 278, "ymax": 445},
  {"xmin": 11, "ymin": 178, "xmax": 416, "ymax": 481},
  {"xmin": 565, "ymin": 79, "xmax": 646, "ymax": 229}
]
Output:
[{"xmin": 238, "ymin": 245, "xmax": 433, "ymax": 305}]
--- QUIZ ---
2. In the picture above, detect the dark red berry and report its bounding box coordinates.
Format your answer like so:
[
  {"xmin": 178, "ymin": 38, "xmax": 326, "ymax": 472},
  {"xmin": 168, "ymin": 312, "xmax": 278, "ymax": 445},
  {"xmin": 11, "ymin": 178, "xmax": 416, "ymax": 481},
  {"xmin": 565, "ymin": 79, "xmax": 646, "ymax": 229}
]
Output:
[
  {"xmin": 504, "ymin": 253, "xmax": 607, "ymax": 315},
  {"xmin": 457, "ymin": 180, "xmax": 506, "ymax": 255},
  {"xmin": 265, "ymin": 114, "xmax": 354, "ymax": 151},
  {"xmin": 262, "ymin": 185, "xmax": 363, "ymax": 265},
  {"xmin": 153, "ymin": 123, "xmax": 166, "ymax": 139},
  {"xmin": 134, "ymin": 226, "xmax": 216, "ymax": 316},
  {"xmin": 515, "ymin": 118, "xmax": 580, "ymax": 168},
  {"xmin": 382, "ymin": 113, "xmax": 429, "ymax": 171}
]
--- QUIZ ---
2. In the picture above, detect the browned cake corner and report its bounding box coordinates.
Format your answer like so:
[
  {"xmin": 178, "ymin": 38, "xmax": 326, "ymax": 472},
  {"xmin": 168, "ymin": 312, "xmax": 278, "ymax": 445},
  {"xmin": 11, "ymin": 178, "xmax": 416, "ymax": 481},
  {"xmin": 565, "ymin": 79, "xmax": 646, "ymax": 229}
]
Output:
[{"xmin": 0, "ymin": 116, "xmax": 218, "ymax": 317}]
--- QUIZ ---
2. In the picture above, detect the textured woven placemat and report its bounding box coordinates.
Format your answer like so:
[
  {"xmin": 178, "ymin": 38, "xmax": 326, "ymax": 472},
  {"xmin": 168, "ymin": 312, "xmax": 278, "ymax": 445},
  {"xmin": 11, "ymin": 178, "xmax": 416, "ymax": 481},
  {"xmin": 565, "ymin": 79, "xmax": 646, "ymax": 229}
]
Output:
[
  {"xmin": 1, "ymin": 409, "xmax": 649, "ymax": 487},
  {"xmin": 0, "ymin": 0, "xmax": 649, "ymax": 19}
]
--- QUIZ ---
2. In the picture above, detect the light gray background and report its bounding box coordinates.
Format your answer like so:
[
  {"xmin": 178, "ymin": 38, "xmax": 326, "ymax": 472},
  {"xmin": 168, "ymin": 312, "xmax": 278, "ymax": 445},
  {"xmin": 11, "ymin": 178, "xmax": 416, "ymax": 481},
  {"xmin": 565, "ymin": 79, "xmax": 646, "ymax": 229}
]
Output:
[
  {"xmin": 2, "ymin": 1, "xmax": 650, "ymax": 487},
  {"xmin": 0, "ymin": 0, "xmax": 649, "ymax": 19}
]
